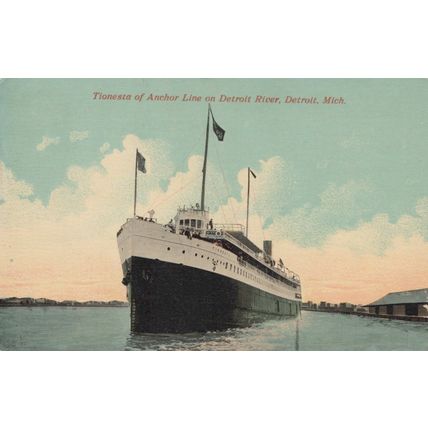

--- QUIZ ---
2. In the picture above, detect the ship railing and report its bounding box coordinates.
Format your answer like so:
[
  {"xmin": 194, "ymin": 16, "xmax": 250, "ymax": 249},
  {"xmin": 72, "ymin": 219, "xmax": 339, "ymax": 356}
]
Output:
[
  {"xmin": 272, "ymin": 265, "xmax": 301, "ymax": 284},
  {"xmin": 202, "ymin": 228, "xmax": 301, "ymax": 288},
  {"xmin": 177, "ymin": 206, "xmax": 209, "ymax": 213},
  {"xmin": 237, "ymin": 255, "xmax": 298, "ymax": 290},
  {"xmin": 214, "ymin": 223, "xmax": 245, "ymax": 233},
  {"xmin": 221, "ymin": 232, "xmax": 300, "ymax": 288},
  {"xmin": 126, "ymin": 216, "xmax": 158, "ymax": 223},
  {"xmin": 222, "ymin": 231, "xmax": 259, "ymax": 259}
]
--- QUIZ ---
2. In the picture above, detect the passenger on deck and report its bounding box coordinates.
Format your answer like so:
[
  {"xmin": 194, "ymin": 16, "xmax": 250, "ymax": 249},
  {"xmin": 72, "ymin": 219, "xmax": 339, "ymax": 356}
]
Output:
[{"xmin": 208, "ymin": 219, "xmax": 213, "ymax": 230}]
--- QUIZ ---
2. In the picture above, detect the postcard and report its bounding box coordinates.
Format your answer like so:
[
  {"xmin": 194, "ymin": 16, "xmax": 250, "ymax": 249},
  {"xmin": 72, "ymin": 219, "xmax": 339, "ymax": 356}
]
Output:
[{"xmin": 1, "ymin": 78, "xmax": 427, "ymax": 350}]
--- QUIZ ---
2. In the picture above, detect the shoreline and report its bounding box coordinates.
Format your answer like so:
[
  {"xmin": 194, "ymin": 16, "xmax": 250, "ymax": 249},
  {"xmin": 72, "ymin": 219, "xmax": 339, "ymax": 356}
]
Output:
[
  {"xmin": 0, "ymin": 298, "xmax": 128, "ymax": 308},
  {"xmin": 302, "ymin": 308, "xmax": 428, "ymax": 322}
]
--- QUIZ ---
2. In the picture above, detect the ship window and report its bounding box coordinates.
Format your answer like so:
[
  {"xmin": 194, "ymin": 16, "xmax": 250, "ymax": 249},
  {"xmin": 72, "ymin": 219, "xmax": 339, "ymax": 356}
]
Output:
[
  {"xmin": 185, "ymin": 219, "xmax": 189, "ymax": 226},
  {"xmin": 201, "ymin": 255, "xmax": 204, "ymax": 258},
  {"xmin": 191, "ymin": 219, "xmax": 196, "ymax": 227},
  {"xmin": 207, "ymin": 257, "xmax": 210, "ymax": 260},
  {"xmin": 234, "ymin": 266, "xmax": 236, "ymax": 272},
  {"xmin": 225, "ymin": 262, "xmax": 228, "ymax": 268},
  {"xmin": 195, "ymin": 253, "xmax": 198, "ymax": 256},
  {"xmin": 179, "ymin": 219, "xmax": 184, "ymax": 225},
  {"xmin": 197, "ymin": 220, "xmax": 202, "ymax": 228},
  {"xmin": 182, "ymin": 250, "xmax": 185, "ymax": 254},
  {"xmin": 167, "ymin": 247, "xmax": 170, "ymax": 251}
]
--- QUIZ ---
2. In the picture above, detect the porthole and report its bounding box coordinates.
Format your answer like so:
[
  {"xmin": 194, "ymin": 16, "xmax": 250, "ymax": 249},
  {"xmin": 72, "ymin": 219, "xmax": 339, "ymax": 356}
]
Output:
[
  {"xmin": 167, "ymin": 247, "xmax": 171, "ymax": 251},
  {"xmin": 182, "ymin": 250, "xmax": 185, "ymax": 254},
  {"xmin": 195, "ymin": 253, "xmax": 198, "ymax": 256},
  {"xmin": 201, "ymin": 255, "xmax": 204, "ymax": 258}
]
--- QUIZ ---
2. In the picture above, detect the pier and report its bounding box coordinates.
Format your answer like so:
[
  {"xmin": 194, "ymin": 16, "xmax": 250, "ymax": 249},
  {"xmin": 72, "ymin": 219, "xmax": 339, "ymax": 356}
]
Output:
[{"xmin": 302, "ymin": 307, "xmax": 428, "ymax": 322}]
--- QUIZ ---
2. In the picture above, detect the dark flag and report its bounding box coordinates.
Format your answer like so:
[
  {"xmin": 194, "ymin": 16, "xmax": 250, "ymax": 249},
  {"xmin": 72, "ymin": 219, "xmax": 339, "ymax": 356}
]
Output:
[
  {"xmin": 212, "ymin": 118, "xmax": 225, "ymax": 141},
  {"xmin": 250, "ymin": 169, "xmax": 257, "ymax": 179},
  {"xmin": 209, "ymin": 106, "xmax": 225, "ymax": 141},
  {"xmin": 136, "ymin": 150, "xmax": 146, "ymax": 173}
]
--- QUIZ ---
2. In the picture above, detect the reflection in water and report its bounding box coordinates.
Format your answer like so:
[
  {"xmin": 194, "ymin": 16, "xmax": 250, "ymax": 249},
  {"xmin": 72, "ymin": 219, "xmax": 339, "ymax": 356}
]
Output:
[
  {"xmin": 295, "ymin": 319, "xmax": 300, "ymax": 351},
  {"xmin": 125, "ymin": 317, "xmax": 300, "ymax": 351}
]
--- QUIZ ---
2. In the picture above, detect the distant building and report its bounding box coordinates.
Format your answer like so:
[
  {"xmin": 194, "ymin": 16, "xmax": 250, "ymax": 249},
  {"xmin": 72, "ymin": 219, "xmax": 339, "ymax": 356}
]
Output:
[
  {"xmin": 302, "ymin": 301, "xmax": 317, "ymax": 310},
  {"xmin": 338, "ymin": 302, "xmax": 355, "ymax": 312},
  {"xmin": 365, "ymin": 288, "xmax": 428, "ymax": 317}
]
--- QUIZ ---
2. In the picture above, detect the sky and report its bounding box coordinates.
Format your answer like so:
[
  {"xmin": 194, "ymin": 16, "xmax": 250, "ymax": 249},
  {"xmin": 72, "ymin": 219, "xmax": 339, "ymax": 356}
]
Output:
[{"xmin": 1, "ymin": 78, "xmax": 427, "ymax": 304}]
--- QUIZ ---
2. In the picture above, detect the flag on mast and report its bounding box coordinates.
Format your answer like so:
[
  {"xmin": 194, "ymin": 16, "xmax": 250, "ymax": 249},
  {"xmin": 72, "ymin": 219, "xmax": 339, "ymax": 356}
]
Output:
[
  {"xmin": 250, "ymin": 168, "xmax": 257, "ymax": 179},
  {"xmin": 209, "ymin": 105, "xmax": 225, "ymax": 141},
  {"xmin": 136, "ymin": 149, "xmax": 146, "ymax": 173}
]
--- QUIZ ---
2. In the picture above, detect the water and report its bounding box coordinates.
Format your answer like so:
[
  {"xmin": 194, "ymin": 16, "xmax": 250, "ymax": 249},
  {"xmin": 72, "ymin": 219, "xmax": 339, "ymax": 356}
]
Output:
[{"xmin": 1, "ymin": 307, "xmax": 428, "ymax": 350}]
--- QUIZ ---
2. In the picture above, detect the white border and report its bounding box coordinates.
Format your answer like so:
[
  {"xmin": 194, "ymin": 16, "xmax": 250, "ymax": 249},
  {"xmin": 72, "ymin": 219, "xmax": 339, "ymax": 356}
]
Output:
[
  {"xmin": 1, "ymin": 352, "xmax": 426, "ymax": 428},
  {"xmin": 1, "ymin": 1, "xmax": 427, "ymax": 77},
  {"xmin": 1, "ymin": 1, "xmax": 427, "ymax": 426}
]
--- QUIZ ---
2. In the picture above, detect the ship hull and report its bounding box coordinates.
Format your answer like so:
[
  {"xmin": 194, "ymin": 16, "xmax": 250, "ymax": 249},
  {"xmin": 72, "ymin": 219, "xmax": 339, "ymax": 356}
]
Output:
[{"xmin": 123, "ymin": 256, "xmax": 300, "ymax": 333}]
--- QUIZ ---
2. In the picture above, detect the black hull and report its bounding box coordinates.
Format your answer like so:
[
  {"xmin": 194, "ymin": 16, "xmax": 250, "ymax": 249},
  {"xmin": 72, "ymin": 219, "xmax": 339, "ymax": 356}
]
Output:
[{"xmin": 123, "ymin": 256, "xmax": 300, "ymax": 333}]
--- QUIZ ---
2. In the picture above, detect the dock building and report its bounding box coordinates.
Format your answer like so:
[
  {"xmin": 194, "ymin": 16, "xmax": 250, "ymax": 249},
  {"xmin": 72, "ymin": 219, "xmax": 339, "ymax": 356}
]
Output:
[{"xmin": 365, "ymin": 288, "xmax": 428, "ymax": 317}]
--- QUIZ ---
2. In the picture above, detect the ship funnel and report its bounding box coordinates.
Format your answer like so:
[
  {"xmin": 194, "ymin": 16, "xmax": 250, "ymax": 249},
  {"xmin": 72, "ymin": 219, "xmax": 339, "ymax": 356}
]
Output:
[{"xmin": 263, "ymin": 240, "xmax": 272, "ymax": 257}]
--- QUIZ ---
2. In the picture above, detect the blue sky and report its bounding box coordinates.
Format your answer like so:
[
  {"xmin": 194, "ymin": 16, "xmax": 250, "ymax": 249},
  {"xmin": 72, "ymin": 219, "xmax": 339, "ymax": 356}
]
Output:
[
  {"xmin": 1, "ymin": 79, "xmax": 428, "ymax": 303},
  {"xmin": 1, "ymin": 78, "xmax": 427, "ymax": 231}
]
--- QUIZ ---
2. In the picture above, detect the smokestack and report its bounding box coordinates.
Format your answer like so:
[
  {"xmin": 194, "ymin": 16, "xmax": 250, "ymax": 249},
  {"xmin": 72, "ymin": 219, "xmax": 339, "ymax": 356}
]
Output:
[{"xmin": 263, "ymin": 240, "xmax": 272, "ymax": 257}]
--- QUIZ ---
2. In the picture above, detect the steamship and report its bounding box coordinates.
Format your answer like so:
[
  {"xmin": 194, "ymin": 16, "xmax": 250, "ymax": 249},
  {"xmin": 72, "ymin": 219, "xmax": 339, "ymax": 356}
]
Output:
[{"xmin": 117, "ymin": 106, "xmax": 302, "ymax": 333}]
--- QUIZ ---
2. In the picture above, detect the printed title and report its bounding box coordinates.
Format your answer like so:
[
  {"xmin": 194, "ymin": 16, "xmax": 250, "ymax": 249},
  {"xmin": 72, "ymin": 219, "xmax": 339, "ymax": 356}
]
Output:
[{"xmin": 92, "ymin": 92, "xmax": 345, "ymax": 105}]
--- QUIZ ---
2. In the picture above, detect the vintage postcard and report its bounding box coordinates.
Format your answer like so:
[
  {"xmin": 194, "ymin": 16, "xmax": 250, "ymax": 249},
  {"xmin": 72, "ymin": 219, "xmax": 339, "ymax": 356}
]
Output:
[{"xmin": 1, "ymin": 78, "xmax": 427, "ymax": 350}]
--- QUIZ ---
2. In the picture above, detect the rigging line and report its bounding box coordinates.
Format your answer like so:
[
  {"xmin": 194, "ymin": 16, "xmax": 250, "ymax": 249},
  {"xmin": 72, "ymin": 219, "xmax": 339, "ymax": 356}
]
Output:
[
  {"xmin": 249, "ymin": 181, "xmax": 266, "ymax": 242},
  {"xmin": 145, "ymin": 133, "xmax": 209, "ymax": 207},
  {"xmin": 176, "ymin": 137, "xmax": 207, "ymax": 190},
  {"xmin": 137, "ymin": 173, "xmax": 186, "ymax": 211},
  {"xmin": 210, "ymin": 175, "xmax": 229, "ymax": 225},
  {"xmin": 213, "ymin": 144, "xmax": 238, "ymax": 224},
  {"xmin": 148, "ymin": 172, "xmax": 203, "ymax": 212}
]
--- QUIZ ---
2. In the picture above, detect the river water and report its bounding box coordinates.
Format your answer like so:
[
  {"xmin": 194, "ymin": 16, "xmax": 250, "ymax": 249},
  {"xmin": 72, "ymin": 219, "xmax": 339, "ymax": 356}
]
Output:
[{"xmin": 1, "ymin": 307, "xmax": 428, "ymax": 351}]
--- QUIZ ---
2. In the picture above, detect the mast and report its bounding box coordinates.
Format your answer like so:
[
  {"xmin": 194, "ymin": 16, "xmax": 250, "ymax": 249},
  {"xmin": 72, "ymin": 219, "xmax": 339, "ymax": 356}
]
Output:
[
  {"xmin": 133, "ymin": 149, "xmax": 138, "ymax": 217},
  {"xmin": 246, "ymin": 167, "xmax": 250, "ymax": 237},
  {"xmin": 200, "ymin": 104, "xmax": 211, "ymax": 211},
  {"xmin": 246, "ymin": 168, "xmax": 256, "ymax": 237}
]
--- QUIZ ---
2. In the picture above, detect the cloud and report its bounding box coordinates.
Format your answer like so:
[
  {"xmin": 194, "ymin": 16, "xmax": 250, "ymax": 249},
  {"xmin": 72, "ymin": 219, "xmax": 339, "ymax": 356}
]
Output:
[
  {"xmin": 1, "ymin": 136, "xmax": 428, "ymax": 307},
  {"xmin": 207, "ymin": 156, "xmax": 296, "ymax": 231},
  {"xmin": 36, "ymin": 136, "xmax": 60, "ymax": 151},
  {"xmin": 263, "ymin": 198, "xmax": 428, "ymax": 304},
  {"xmin": 69, "ymin": 130, "xmax": 89, "ymax": 142},
  {"xmin": 0, "ymin": 161, "xmax": 33, "ymax": 202},
  {"xmin": 267, "ymin": 180, "xmax": 374, "ymax": 246},
  {"xmin": 269, "ymin": 229, "xmax": 428, "ymax": 305},
  {"xmin": 99, "ymin": 143, "xmax": 110, "ymax": 154},
  {"xmin": 209, "ymin": 162, "xmax": 428, "ymax": 304},
  {"xmin": 1, "ymin": 134, "xmax": 179, "ymax": 301}
]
